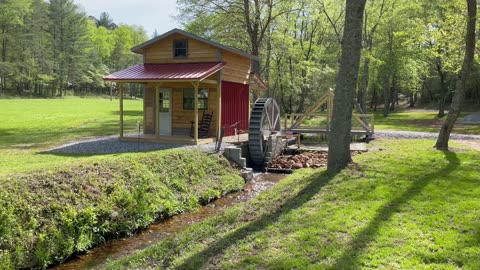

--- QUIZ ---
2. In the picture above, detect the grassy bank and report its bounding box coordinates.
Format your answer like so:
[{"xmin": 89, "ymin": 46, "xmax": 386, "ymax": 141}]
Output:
[
  {"xmin": 0, "ymin": 149, "xmax": 243, "ymax": 269},
  {"xmin": 0, "ymin": 98, "xmax": 143, "ymax": 175},
  {"xmin": 108, "ymin": 140, "xmax": 480, "ymax": 269}
]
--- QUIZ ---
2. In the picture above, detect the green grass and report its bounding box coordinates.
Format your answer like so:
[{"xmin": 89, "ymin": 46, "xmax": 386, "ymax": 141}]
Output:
[
  {"xmin": 0, "ymin": 97, "xmax": 143, "ymax": 175},
  {"xmin": 0, "ymin": 149, "xmax": 243, "ymax": 269},
  {"xmin": 107, "ymin": 139, "xmax": 480, "ymax": 269},
  {"xmin": 374, "ymin": 110, "xmax": 480, "ymax": 134}
]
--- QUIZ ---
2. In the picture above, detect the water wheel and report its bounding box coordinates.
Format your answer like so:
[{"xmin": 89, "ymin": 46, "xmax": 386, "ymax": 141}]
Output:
[{"xmin": 248, "ymin": 98, "xmax": 281, "ymax": 165}]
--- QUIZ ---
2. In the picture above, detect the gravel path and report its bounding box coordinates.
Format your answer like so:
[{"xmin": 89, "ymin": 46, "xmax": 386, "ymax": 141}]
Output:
[
  {"xmin": 373, "ymin": 130, "xmax": 480, "ymax": 140},
  {"xmin": 45, "ymin": 131, "xmax": 478, "ymax": 155},
  {"xmin": 45, "ymin": 136, "xmax": 236, "ymax": 155}
]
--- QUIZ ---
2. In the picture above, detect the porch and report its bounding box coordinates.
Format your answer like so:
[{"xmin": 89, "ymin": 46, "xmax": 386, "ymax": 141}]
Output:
[{"xmin": 105, "ymin": 62, "xmax": 225, "ymax": 145}]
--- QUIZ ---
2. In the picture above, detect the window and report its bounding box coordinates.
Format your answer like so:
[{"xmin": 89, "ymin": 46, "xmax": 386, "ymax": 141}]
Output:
[
  {"xmin": 173, "ymin": 39, "xmax": 188, "ymax": 58},
  {"xmin": 183, "ymin": 89, "xmax": 208, "ymax": 110},
  {"xmin": 159, "ymin": 91, "xmax": 170, "ymax": 112}
]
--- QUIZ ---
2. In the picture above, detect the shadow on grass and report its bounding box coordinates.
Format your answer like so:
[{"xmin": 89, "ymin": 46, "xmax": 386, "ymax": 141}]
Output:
[
  {"xmin": 175, "ymin": 170, "xmax": 335, "ymax": 269},
  {"xmin": 111, "ymin": 110, "xmax": 144, "ymax": 117},
  {"xmin": 330, "ymin": 151, "xmax": 460, "ymax": 269}
]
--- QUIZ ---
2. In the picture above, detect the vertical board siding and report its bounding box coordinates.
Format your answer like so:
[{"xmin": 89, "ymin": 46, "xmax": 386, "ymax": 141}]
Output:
[
  {"xmin": 144, "ymin": 88, "xmax": 155, "ymax": 134},
  {"xmin": 221, "ymin": 81, "xmax": 250, "ymax": 136}
]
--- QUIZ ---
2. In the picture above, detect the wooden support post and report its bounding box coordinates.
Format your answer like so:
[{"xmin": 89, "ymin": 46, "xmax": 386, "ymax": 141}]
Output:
[
  {"xmin": 119, "ymin": 83, "xmax": 124, "ymax": 138},
  {"xmin": 193, "ymin": 81, "xmax": 199, "ymax": 143},
  {"xmin": 154, "ymin": 84, "xmax": 160, "ymax": 137},
  {"xmin": 371, "ymin": 114, "xmax": 375, "ymax": 133},
  {"xmin": 216, "ymin": 73, "xmax": 222, "ymax": 140}
]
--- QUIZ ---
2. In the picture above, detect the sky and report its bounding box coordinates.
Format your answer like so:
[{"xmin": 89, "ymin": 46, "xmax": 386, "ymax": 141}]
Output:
[{"xmin": 74, "ymin": 0, "xmax": 181, "ymax": 37}]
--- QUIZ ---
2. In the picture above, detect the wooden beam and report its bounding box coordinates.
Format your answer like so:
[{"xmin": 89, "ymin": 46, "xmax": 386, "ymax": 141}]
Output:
[
  {"xmin": 119, "ymin": 82, "xmax": 124, "ymax": 138},
  {"xmin": 192, "ymin": 81, "xmax": 199, "ymax": 143},
  {"xmin": 216, "ymin": 71, "xmax": 222, "ymax": 140},
  {"xmin": 154, "ymin": 84, "xmax": 160, "ymax": 137}
]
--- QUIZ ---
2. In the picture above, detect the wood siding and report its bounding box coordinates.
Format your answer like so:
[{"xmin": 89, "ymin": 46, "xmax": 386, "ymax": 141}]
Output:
[
  {"xmin": 143, "ymin": 33, "xmax": 251, "ymax": 85},
  {"xmin": 145, "ymin": 33, "xmax": 218, "ymax": 63},
  {"xmin": 144, "ymin": 89, "xmax": 155, "ymax": 134},
  {"xmin": 144, "ymin": 83, "xmax": 218, "ymax": 137},
  {"xmin": 221, "ymin": 50, "xmax": 251, "ymax": 85}
]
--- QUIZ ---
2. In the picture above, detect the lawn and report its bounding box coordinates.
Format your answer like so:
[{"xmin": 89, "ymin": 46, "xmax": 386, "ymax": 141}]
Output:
[
  {"xmin": 0, "ymin": 97, "xmax": 143, "ymax": 175},
  {"xmin": 373, "ymin": 110, "xmax": 480, "ymax": 134},
  {"xmin": 108, "ymin": 139, "xmax": 480, "ymax": 269}
]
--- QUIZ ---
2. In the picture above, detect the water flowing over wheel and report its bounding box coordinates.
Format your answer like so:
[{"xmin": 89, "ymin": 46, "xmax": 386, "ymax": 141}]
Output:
[{"xmin": 248, "ymin": 98, "xmax": 281, "ymax": 166}]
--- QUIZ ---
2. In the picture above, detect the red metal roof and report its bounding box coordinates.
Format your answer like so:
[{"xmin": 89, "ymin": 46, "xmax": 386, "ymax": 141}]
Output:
[{"xmin": 103, "ymin": 62, "xmax": 225, "ymax": 81}]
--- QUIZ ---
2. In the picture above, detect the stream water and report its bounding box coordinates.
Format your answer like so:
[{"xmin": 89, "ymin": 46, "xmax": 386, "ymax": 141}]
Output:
[{"xmin": 51, "ymin": 173, "xmax": 286, "ymax": 270}]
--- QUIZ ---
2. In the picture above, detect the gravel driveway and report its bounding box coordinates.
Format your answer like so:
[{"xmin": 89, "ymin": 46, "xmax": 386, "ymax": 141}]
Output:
[
  {"xmin": 45, "ymin": 131, "xmax": 478, "ymax": 155},
  {"xmin": 373, "ymin": 130, "xmax": 480, "ymax": 140},
  {"xmin": 45, "ymin": 136, "xmax": 234, "ymax": 155}
]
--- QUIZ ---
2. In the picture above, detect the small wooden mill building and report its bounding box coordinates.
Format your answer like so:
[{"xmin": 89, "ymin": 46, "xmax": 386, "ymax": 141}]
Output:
[{"xmin": 104, "ymin": 28, "xmax": 266, "ymax": 144}]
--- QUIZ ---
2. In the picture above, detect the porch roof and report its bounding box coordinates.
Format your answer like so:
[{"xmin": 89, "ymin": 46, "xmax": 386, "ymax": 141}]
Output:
[{"xmin": 103, "ymin": 62, "xmax": 226, "ymax": 82}]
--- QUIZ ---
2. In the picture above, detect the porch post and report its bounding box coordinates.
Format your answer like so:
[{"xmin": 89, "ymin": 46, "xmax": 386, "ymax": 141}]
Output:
[
  {"xmin": 193, "ymin": 81, "xmax": 199, "ymax": 142},
  {"xmin": 154, "ymin": 84, "xmax": 160, "ymax": 137},
  {"xmin": 216, "ymin": 72, "xmax": 222, "ymax": 140},
  {"xmin": 119, "ymin": 82, "xmax": 124, "ymax": 138}
]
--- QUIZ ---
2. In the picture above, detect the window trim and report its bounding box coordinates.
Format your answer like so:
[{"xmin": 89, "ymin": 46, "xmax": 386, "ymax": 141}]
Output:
[
  {"xmin": 183, "ymin": 88, "xmax": 208, "ymax": 110},
  {"xmin": 173, "ymin": 39, "xmax": 188, "ymax": 59}
]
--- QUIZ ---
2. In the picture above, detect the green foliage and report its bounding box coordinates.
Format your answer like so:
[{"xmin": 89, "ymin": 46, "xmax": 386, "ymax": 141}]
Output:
[
  {"xmin": 0, "ymin": 149, "xmax": 243, "ymax": 269},
  {"xmin": 107, "ymin": 139, "xmax": 480, "ymax": 269},
  {"xmin": 0, "ymin": 0, "xmax": 147, "ymax": 97}
]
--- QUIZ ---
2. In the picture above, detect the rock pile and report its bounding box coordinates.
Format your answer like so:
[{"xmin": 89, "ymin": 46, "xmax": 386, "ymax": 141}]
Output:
[{"xmin": 267, "ymin": 151, "xmax": 363, "ymax": 170}]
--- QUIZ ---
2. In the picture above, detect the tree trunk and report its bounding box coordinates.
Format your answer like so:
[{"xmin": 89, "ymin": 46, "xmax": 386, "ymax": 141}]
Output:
[
  {"xmin": 383, "ymin": 76, "xmax": 390, "ymax": 117},
  {"xmin": 389, "ymin": 76, "xmax": 397, "ymax": 111},
  {"xmin": 409, "ymin": 92, "xmax": 415, "ymax": 107},
  {"xmin": 370, "ymin": 85, "xmax": 377, "ymax": 110},
  {"xmin": 358, "ymin": 57, "xmax": 369, "ymax": 112},
  {"xmin": 437, "ymin": 68, "xmax": 447, "ymax": 118},
  {"xmin": 327, "ymin": 0, "xmax": 367, "ymax": 174},
  {"xmin": 435, "ymin": 0, "xmax": 476, "ymax": 150}
]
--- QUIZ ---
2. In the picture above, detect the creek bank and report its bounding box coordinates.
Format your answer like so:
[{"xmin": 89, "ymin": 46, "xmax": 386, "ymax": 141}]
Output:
[
  {"xmin": 0, "ymin": 149, "xmax": 243, "ymax": 269},
  {"xmin": 51, "ymin": 173, "xmax": 286, "ymax": 270}
]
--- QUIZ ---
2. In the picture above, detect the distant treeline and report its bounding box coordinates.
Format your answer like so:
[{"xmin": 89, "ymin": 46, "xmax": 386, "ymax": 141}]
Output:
[{"xmin": 0, "ymin": 0, "xmax": 147, "ymax": 97}]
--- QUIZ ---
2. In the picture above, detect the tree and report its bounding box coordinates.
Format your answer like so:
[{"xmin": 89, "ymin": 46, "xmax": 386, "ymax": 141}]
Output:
[
  {"xmin": 327, "ymin": 0, "xmax": 367, "ymax": 173},
  {"xmin": 96, "ymin": 11, "xmax": 117, "ymax": 30},
  {"xmin": 178, "ymin": 0, "xmax": 294, "ymax": 75},
  {"xmin": 0, "ymin": 0, "xmax": 31, "ymax": 94},
  {"xmin": 435, "ymin": 0, "xmax": 476, "ymax": 150},
  {"xmin": 357, "ymin": 0, "xmax": 388, "ymax": 112},
  {"xmin": 49, "ymin": 0, "xmax": 88, "ymax": 96}
]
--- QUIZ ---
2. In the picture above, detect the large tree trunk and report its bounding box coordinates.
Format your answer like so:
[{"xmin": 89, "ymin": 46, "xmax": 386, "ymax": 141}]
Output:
[
  {"xmin": 435, "ymin": 0, "xmax": 476, "ymax": 150},
  {"xmin": 327, "ymin": 0, "xmax": 367, "ymax": 174}
]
